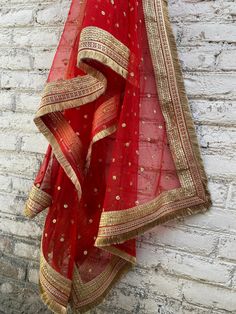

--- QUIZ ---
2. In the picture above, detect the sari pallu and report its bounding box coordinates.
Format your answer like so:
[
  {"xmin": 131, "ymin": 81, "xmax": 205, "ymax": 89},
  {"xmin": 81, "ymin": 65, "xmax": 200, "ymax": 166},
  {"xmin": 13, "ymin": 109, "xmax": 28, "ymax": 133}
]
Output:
[{"xmin": 24, "ymin": 0, "xmax": 212, "ymax": 313}]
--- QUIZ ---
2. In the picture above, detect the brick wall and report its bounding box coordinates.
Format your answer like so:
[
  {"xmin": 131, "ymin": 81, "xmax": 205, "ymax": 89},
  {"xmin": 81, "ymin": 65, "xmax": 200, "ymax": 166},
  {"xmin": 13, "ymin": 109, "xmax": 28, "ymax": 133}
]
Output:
[{"xmin": 0, "ymin": 0, "xmax": 235, "ymax": 313}]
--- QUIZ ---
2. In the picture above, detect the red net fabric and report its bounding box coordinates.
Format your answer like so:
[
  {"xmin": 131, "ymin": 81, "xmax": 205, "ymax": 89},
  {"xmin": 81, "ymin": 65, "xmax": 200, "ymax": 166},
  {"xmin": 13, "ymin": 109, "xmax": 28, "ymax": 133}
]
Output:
[{"xmin": 24, "ymin": 0, "xmax": 211, "ymax": 312}]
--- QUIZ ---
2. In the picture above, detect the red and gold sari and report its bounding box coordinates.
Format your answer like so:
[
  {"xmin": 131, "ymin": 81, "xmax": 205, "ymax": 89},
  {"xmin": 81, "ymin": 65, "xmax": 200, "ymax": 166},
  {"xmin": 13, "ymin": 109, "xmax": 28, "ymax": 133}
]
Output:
[{"xmin": 24, "ymin": 0, "xmax": 212, "ymax": 312}]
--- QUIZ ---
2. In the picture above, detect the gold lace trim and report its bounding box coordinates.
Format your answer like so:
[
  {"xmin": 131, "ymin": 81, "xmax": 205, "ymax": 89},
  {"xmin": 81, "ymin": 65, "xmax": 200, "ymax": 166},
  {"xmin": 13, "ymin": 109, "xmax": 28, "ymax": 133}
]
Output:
[
  {"xmin": 78, "ymin": 26, "xmax": 130, "ymax": 78},
  {"xmin": 24, "ymin": 185, "xmax": 51, "ymax": 218},
  {"xmin": 95, "ymin": 0, "xmax": 212, "ymax": 246}
]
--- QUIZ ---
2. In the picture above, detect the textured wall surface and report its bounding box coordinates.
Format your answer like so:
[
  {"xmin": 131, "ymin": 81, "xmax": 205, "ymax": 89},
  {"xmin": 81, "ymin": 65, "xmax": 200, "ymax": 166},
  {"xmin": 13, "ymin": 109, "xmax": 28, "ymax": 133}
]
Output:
[{"xmin": 0, "ymin": 0, "xmax": 236, "ymax": 313}]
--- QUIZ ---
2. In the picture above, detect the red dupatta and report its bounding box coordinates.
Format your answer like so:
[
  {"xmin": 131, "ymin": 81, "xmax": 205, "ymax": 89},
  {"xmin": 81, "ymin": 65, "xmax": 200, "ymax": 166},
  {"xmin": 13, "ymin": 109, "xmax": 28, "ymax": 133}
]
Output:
[{"xmin": 24, "ymin": 0, "xmax": 212, "ymax": 312}]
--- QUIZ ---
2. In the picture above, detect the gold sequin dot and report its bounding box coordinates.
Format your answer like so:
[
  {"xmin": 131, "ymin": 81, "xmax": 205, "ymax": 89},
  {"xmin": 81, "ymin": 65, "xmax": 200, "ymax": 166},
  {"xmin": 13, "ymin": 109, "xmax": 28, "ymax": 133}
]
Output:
[
  {"xmin": 112, "ymin": 175, "xmax": 117, "ymax": 180},
  {"xmin": 116, "ymin": 195, "xmax": 120, "ymax": 200},
  {"xmin": 93, "ymin": 236, "xmax": 97, "ymax": 240},
  {"xmin": 64, "ymin": 204, "xmax": 68, "ymax": 208},
  {"xmin": 89, "ymin": 269, "xmax": 92, "ymax": 273},
  {"xmin": 45, "ymin": 233, "xmax": 47, "ymax": 237},
  {"xmin": 128, "ymin": 162, "xmax": 132, "ymax": 166},
  {"xmin": 84, "ymin": 114, "xmax": 88, "ymax": 119},
  {"xmin": 112, "ymin": 158, "xmax": 115, "ymax": 162},
  {"xmin": 57, "ymin": 186, "xmax": 61, "ymax": 190},
  {"xmin": 94, "ymin": 188, "xmax": 98, "ymax": 192},
  {"xmin": 101, "ymin": 10, "xmax": 105, "ymax": 15},
  {"xmin": 36, "ymin": 183, "xmax": 40, "ymax": 188},
  {"xmin": 84, "ymin": 250, "xmax": 88, "ymax": 255},
  {"xmin": 78, "ymin": 235, "xmax": 81, "ymax": 239},
  {"xmin": 147, "ymin": 94, "xmax": 151, "ymax": 98},
  {"xmin": 60, "ymin": 237, "xmax": 64, "ymax": 242},
  {"xmin": 130, "ymin": 72, "xmax": 134, "ymax": 77},
  {"xmin": 140, "ymin": 167, "xmax": 145, "ymax": 172},
  {"xmin": 130, "ymin": 181, "xmax": 133, "ymax": 186},
  {"xmin": 154, "ymin": 110, "xmax": 157, "ymax": 114},
  {"xmin": 135, "ymin": 200, "xmax": 139, "ymax": 205},
  {"xmin": 89, "ymin": 219, "xmax": 93, "ymax": 223},
  {"xmin": 125, "ymin": 142, "xmax": 130, "ymax": 147},
  {"xmin": 52, "ymin": 219, "xmax": 56, "ymax": 223},
  {"xmin": 122, "ymin": 123, "xmax": 126, "ymax": 128}
]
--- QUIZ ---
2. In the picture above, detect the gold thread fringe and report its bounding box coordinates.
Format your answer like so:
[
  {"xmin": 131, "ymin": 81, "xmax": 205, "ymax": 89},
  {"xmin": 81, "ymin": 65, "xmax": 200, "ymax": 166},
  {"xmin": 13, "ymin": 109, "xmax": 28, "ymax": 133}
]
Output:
[
  {"xmin": 40, "ymin": 282, "xmax": 68, "ymax": 314},
  {"xmin": 78, "ymin": 50, "xmax": 128, "ymax": 79},
  {"xmin": 95, "ymin": 202, "xmax": 211, "ymax": 247},
  {"xmin": 71, "ymin": 262, "xmax": 133, "ymax": 313},
  {"xmin": 161, "ymin": 0, "xmax": 212, "ymax": 203}
]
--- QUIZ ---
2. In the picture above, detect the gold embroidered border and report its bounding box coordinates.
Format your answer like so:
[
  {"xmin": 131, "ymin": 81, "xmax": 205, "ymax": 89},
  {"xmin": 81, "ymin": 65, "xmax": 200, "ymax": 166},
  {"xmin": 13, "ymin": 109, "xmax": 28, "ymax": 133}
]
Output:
[
  {"xmin": 95, "ymin": 0, "xmax": 212, "ymax": 246},
  {"xmin": 78, "ymin": 26, "xmax": 130, "ymax": 78},
  {"xmin": 23, "ymin": 185, "xmax": 51, "ymax": 218},
  {"xmin": 39, "ymin": 247, "xmax": 71, "ymax": 314},
  {"xmin": 70, "ymin": 256, "xmax": 131, "ymax": 312},
  {"xmin": 85, "ymin": 95, "xmax": 120, "ymax": 169},
  {"xmin": 34, "ymin": 63, "xmax": 108, "ymax": 195},
  {"xmin": 36, "ymin": 70, "xmax": 107, "ymax": 118},
  {"xmin": 39, "ymin": 246, "xmax": 132, "ymax": 314}
]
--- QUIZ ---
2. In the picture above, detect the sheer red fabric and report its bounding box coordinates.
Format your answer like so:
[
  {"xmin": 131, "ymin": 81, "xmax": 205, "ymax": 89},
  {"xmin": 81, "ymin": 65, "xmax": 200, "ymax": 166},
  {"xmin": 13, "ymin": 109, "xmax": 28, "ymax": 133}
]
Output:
[{"xmin": 24, "ymin": 0, "xmax": 211, "ymax": 312}]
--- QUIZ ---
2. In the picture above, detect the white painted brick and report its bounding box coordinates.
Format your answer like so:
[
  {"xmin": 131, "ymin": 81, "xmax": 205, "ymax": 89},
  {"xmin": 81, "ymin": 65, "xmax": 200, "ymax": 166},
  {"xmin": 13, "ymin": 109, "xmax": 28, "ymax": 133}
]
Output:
[
  {"xmin": 1, "ymin": 70, "xmax": 46, "ymax": 91},
  {"xmin": 207, "ymin": 180, "xmax": 228, "ymax": 208},
  {"xmin": 28, "ymin": 267, "xmax": 39, "ymax": 284},
  {"xmin": 227, "ymin": 184, "xmax": 236, "ymax": 210},
  {"xmin": 218, "ymin": 236, "xmax": 236, "ymax": 262},
  {"xmin": 13, "ymin": 28, "xmax": 59, "ymax": 47},
  {"xmin": 0, "ymin": 193, "xmax": 25, "ymax": 215},
  {"xmin": 204, "ymin": 155, "xmax": 236, "ymax": 179},
  {"xmin": 218, "ymin": 50, "xmax": 236, "ymax": 71},
  {"xmin": 0, "ymin": 49, "xmax": 32, "ymax": 70},
  {"xmin": 0, "ymin": 151, "xmax": 40, "ymax": 178},
  {"xmin": 0, "ymin": 29, "xmax": 12, "ymax": 46},
  {"xmin": 190, "ymin": 100, "xmax": 236, "ymax": 126},
  {"xmin": 180, "ymin": 207, "xmax": 236, "ymax": 235},
  {"xmin": 0, "ymin": 112, "xmax": 37, "ymax": 132},
  {"xmin": 15, "ymin": 92, "xmax": 40, "ymax": 113},
  {"xmin": 137, "ymin": 244, "xmax": 231, "ymax": 284},
  {"xmin": 11, "ymin": 176, "xmax": 33, "ymax": 195},
  {"xmin": 181, "ymin": 23, "xmax": 236, "ymax": 44},
  {"xmin": 0, "ymin": 133, "xmax": 17, "ymax": 151},
  {"xmin": 36, "ymin": 4, "xmax": 66, "ymax": 25},
  {"xmin": 183, "ymin": 280, "xmax": 236, "ymax": 312},
  {"xmin": 14, "ymin": 242, "xmax": 40, "ymax": 260},
  {"xmin": 0, "ymin": 91, "xmax": 14, "ymax": 111},
  {"xmin": 123, "ymin": 269, "xmax": 182, "ymax": 301},
  {"xmin": 0, "ymin": 175, "xmax": 12, "ymax": 193},
  {"xmin": 21, "ymin": 133, "xmax": 48, "ymax": 154},
  {"xmin": 140, "ymin": 225, "xmax": 217, "ymax": 256},
  {"xmin": 0, "ymin": 214, "xmax": 41, "ymax": 238},
  {"xmin": 185, "ymin": 73, "xmax": 236, "ymax": 98},
  {"xmin": 169, "ymin": 0, "xmax": 236, "ymax": 23},
  {"xmin": 0, "ymin": 9, "xmax": 33, "ymax": 26},
  {"xmin": 179, "ymin": 49, "xmax": 215, "ymax": 71},
  {"xmin": 33, "ymin": 49, "xmax": 55, "ymax": 70}
]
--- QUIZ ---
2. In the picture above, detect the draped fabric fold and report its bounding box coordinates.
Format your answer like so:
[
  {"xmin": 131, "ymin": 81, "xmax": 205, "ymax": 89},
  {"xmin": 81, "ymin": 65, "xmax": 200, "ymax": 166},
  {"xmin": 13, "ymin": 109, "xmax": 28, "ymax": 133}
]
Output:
[{"xmin": 23, "ymin": 0, "xmax": 212, "ymax": 312}]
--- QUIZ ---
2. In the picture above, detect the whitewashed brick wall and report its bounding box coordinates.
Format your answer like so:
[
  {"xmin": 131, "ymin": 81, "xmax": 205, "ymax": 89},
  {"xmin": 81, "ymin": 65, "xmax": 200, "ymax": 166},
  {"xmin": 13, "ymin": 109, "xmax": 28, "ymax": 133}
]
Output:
[{"xmin": 0, "ymin": 0, "xmax": 235, "ymax": 313}]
